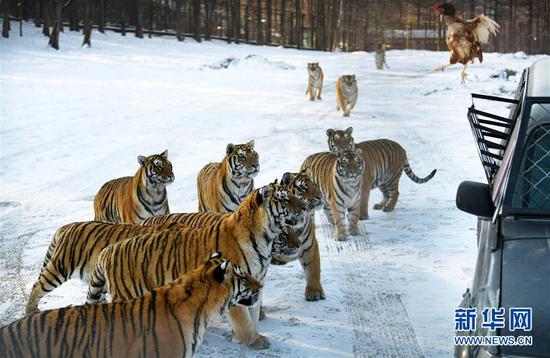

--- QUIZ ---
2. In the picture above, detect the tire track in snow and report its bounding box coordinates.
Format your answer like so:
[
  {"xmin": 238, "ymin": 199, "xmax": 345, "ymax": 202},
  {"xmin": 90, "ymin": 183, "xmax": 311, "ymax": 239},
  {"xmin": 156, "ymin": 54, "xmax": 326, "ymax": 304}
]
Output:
[{"xmin": 317, "ymin": 215, "xmax": 424, "ymax": 358}]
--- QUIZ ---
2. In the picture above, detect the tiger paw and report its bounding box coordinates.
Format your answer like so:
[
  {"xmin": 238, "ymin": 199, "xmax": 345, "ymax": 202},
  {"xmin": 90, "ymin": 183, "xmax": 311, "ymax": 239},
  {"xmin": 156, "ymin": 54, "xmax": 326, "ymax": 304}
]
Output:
[
  {"xmin": 343, "ymin": 112, "xmax": 350, "ymax": 117},
  {"xmin": 250, "ymin": 335, "xmax": 270, "ymax": 350},
  {"xmin": 335, "ymin": 231, "xmax": 348, "ymax": 241},
  {"xmin": 317, "ymin": 96, "xmax": 322, "ymax": 100},
  {"xmin": 305, "ymin": 286, "xmax": 326, "ymax": 301},
  {"xmin": 373, "ymin": 203, "xmax": 384, "ymax": 210},
  {"xmin": 433, "ymin": 65, "xmax": 446, "ymax": 71},
  {"xmin": 359, "ymin": 214, "xmax": 369, "ymax": 220},
  {"xmin": 383, "ymin": 207, "xmax": 395, "ymax": 212},
  {"xmin": 349, "ymin": 226, "xmax": 360, "ymax": 236},
  {"xmin": 259, "ymin": 307, "xmax": 266, "ymax": 321}
]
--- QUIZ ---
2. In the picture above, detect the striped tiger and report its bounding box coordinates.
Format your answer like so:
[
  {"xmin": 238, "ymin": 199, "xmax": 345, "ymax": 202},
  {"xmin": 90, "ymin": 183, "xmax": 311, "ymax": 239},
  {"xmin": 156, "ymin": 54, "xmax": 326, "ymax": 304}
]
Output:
[
  {"xmin": 306, "ymin": 62, "xmax": 324, "ymax": 101},
  {"xmin": 336, "ymin": 75, "xmax": 358, "ymax": 117},
  {"xmin": 327, "ymin": 127, "xmax": 437, "ymax": 219},
  {"xmin": 301, "ymin": 149, "xmax": 365, "ymax": 241},
  {"xmin": 2, "ymin": 253, "xmax": 260, "ymax": 358},
  {"xmin": 87, "ymin": 183, "xmax": 307, "ymax": 350},
  {"xmin": 197, "ymin": 141, "xmax": 259, "ymax": 212},
  {"xmin": 274, "ymin": 170, "xmax": 326, "ymax": 301},
  {"xmin": 93, "ymin": 150, "xmax": 174, "ymax": 224},
  {"xmin": 25, "ymin": 220, "xmax": 187, "ymax": 315}
]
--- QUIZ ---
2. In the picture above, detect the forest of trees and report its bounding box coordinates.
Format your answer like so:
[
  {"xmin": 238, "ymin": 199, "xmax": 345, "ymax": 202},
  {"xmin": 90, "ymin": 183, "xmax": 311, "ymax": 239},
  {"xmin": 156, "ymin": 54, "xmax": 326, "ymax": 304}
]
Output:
[{"xmin": 1, "ymin": 0, "xmax": 549, "ymax": 54}]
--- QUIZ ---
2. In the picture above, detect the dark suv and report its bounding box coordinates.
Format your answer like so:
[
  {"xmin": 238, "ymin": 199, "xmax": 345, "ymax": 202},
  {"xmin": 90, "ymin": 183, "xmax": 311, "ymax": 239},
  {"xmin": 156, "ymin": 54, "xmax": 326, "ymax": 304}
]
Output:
[{"xmin": 455, "ymin": 58, "xmax": 550, "ymax": 358}]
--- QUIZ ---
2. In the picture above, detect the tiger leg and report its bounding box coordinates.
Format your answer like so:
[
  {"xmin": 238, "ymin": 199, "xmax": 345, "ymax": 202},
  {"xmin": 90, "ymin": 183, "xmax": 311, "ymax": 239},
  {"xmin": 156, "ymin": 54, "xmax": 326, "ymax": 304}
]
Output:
[
  {"xmin": 300, "ymin": 233, "xmax": 325, "ymax": 301},
  {"xmin": 229, "ymin": 305, "xmax": 269, "ymax": 349},
  {"xmin": 316, "ymin": 84, "xmax": 323, "ymax": 100},
  {"xmin": 349, "ymin": 95, "xmax": 357, "ymax": 111},
  {"xmin": 336, "ymin": 93, "xmax": 345, "ymax": 112},
  {"xmin": 383, "ymin": 189, "xmax": 400, "ymax": 212},
  {"xmin": 25, "ymin": 261, "xmax": 68, "ymax": 314},
  {"xmin": 322, "ymin": 203, "xmax": 335, "ymax": 225},
  {"xmin": 348, "ymin": 201, "xmax": 361, "ymax": 236},
  {"xmin": 343, "ymin": 103, "xmax": 351, "ymax": 117},
  {"xmin": 329, "ymin": 199, "xmax": 347, "ymax": 241},
  {"xmin": 308, "ymin": 83, "xmax": 315, "ymax": 101},
  {"xmin": 359, "ymin": 178, "xmax": 372, "ymax": 220},
  {"xmin": 373, "ymin": 189, "xmax": 389, "ymax": 210},
  {"xmin": 86, "ymin": 262, "xmax": 108, "ymax": 304}
]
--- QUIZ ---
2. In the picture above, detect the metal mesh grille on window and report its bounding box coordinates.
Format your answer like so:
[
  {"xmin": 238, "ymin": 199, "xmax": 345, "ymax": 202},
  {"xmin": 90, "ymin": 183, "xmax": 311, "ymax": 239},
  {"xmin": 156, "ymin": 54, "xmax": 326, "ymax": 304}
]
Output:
[{"xmin": 513, "ymin": 104, "xmax": 550, "ymax": 210}]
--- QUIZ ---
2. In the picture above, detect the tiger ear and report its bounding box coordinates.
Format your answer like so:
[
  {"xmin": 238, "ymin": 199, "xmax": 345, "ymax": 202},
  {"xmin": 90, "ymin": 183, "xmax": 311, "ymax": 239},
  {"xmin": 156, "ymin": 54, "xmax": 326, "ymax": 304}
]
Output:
[
  {"xmin": 352, "ymin": 75, "xmax": 356, "ymax": 80},
  {"xmin": 326, "ymin": 129, "xmax": 335, "ymax": 137},
  {"xmin": 137, "ymin": 155, "xmax": 147, "ymax": 167},
  {"xmin": 345, "ymin": 127, "xmax": 353, "ymax": 135},
  {"xmin": 160, "ymin": 150, "xmax": 168, "ymax": 159},
  {"xmin": 226, "ymin": 143, "xmax": 235, "ymax": 155},
  {"xmin": 247, "ymin": 140, "xmax": 255, "ymax": 149},
  {"xmin": 355, "ymin": 148, "xmax": 363, "ymax": 155},
  {"xmin": 213, "ymin": 261, "xmax": 229, "ymax": 283},
  {"xmin": 210, "ymin": 252, "xmax": 222, "ymax": 259},
  {"xmin": 301, "ymin": 167, "xmax": 312, "ymax": 176},
  {"xmin": 257, "ymin": 185, "xmax": 272, "ymax": 206},
  {"xmin": 281, "ymin": 172, "xmax": 293, "ymax": 185}
]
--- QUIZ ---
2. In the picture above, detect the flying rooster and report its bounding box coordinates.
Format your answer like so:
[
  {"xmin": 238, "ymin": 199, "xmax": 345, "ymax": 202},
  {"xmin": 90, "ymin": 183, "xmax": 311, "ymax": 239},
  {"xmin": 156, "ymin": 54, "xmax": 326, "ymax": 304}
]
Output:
[{"xmin": 432, "ymin": 2, "xmax": 500, "ymax": 83}]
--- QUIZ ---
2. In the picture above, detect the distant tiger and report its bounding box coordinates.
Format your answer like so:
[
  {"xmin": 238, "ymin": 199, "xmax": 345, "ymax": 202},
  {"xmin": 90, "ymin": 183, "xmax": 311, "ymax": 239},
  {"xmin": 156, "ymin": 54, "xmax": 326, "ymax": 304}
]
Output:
[
  {"xmin": 25, "ymin": 220, "xmax": 187, "ymax": 314},
  {"xmin": 306, "ymin": 62, "xmax": 324, "ymax": 101},
  {"xmin": 327, "ymin": 127, "xmax": 437, "ymax": 219},
  {"xmin": 301, "ymin": 149, "xmax": 364, "ymax": 241},
  {"xmin": 88, "ymin": 183, "xmax": 307, "ymax": 350},
  {"xmin": 94, "ymin": 150, "xmax": 174, "ymax": 224},
  {"xmin": 197, "ymin": 141, "xmax": 259, "ymax": 212},
  {"xmin": 336, "ymin": 75, "xmax": 358, "ymax": 117},
  {"xmin": 2, "ymin": 253, "xmax": 260, "ymax": 358}
]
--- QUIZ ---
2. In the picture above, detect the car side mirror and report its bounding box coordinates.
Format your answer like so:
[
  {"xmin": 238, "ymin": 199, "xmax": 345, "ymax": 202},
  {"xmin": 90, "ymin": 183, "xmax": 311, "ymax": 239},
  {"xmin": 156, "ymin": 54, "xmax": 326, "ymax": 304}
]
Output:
[{"xmin": 456, "ymin": 181, "xmax": 495, "ymax": 218}]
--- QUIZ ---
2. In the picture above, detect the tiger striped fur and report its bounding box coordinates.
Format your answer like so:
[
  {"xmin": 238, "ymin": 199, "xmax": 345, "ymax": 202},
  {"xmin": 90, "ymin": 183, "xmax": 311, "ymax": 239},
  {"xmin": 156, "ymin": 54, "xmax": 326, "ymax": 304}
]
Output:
[
  {"xmin": 306, "ymin": 63, "xmax": 324, "ymax": 101},
  {"xmin": 301, "ymin": 149, "xmax": 365, "ymax": 241},
  {"xmin": 336, "ymin": 75, "xmax": 358, "ymax": 117},
  {"xmin": 25, "ymin": 220, "xmax": 187, "ymax": 314},
  {"xmin": 197, "ymin": 141, "xmax": 259, "ymax": 212},
  {"xmin": 87, "ymin": 183, "xmax": 307, "ymax": 350},
  {"xmin": 327, "ymin": 127, "xmax": 437, "ymax": 219},
  {"xmin": 2, "ymin": 253, "xmax": 260, "ymax": 358},
  {"xmin": 93, "ymin": 150, "xmax": 174, "ymax": 224}
]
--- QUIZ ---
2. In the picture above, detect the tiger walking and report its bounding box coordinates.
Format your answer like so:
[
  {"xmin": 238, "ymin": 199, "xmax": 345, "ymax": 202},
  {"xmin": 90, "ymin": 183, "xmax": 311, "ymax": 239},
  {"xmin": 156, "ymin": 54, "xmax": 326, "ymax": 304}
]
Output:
[
  {"xmin": 2, "ymin": 254, "xmax": 260, "ymax": 358},
  {"xmin": 327, "ymin": 127, "xmax": 437, "ymax": 219},
  {"xmin": 306, "ymin": 63, "xmax": 324, "ymax": 101},
  {"xmin": 336, "ymin": 75, "xmax": 358, "ymax": 117},
  {"xmin": 197, "ymin": 141, "xmax": 259, "ymax": 212},
  {"xmin": 93, "ymin": 150, "xmax": 174, "ymax": 224},
  {"xmin": 301, "ymin": 149, "xmax": 365, "ymax": 241}
]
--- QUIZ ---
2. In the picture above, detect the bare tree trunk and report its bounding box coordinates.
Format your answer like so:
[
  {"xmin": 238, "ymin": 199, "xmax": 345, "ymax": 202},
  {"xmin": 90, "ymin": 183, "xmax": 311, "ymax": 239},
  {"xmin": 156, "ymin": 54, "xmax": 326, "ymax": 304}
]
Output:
[
  {"xmin": 266, "ymin": 0, "xmax": 271, "ymax": 43},
  {"xmin": 225, "ymin": 0, "xmax": 231, "ymax": 42},
  {"xmin": 244, "ymin": 0, "xmax": 250, "ymax": 42},
  {"xmin": 82, "ymin": 0, "xmax": 92, "ymax": 46},
  {"xmin": 191, "ymin": 0, "xmax": 200, "ymax": 41},
  {"xmin": 205, "ymin": 0, "xmax": 215, "ymax": 40},
  {"xmin": 68, "ymin": 0, "xmax": 78, "ymax": 31},
  {"xmin": 175, "ymin": 0, "xmax": 184, "ymax": 40},
  {"xmin": 40, "ymin": 0, "xmax": 50, "ymax": 36},
  {"xmin": 256, "ymin": 0, "xmax": 262, "ymax": 44},
  {"xmin": 331, "ymin": 0, "xmax": 344, "ymax": 51},
  {"xmin": 97, "ymin": 0, "xmax": 105, "ymax": 33},
  {"xmin": 120, "ymin": 0, "xmax": 127, "ymax": 36},
  {"xmin": 49, "ymin": 0, "xmax": 66, "ymax": 49},
  {"xmin": 527, "ymin": 0, "xmax": 533, "ymax": 54},
  {"xmin": 280, "ymin": 0, "xmax": 285, "ymax": 45},
  {"xmin": 2, "ymin": 0, "xmax": 10, "ymax": 38},
  {"xmin": 233, "ymin": 0, "xmax": 240, "ymax": 43},
  {"xmin": 295, "ymin": 0, "xmax": 301, "ymax": 49}
]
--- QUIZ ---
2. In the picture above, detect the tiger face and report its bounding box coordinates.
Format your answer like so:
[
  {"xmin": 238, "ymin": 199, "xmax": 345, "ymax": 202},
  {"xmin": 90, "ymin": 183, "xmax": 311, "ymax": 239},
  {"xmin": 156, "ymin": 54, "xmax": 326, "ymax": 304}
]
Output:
[
  {"xmin": 336, "ymin": 149, "xmax": 364, "ymax": 179},
  {"xmin": 207, "ymin": 252, "xmax": 261, "ymax": 307},
  {"xmin": 226, "ymin": 140, "xmax": 260, "ymax": 179},
  {"xmin": 341, "ymin": 75, "xmax": 357, "ymax": 89},
  {"xmin": 258, "ymin": 182, "xmax": 307, "ymax": 231},
  {"xmin": 137, "ymin": 150, "xmax": 175, "ymax": 185},
  {"xmin": 307, "ymin": 62, "xmax": 320, "ymax": 74},
  {"xmin": 271, "ymin": 227, "xmax": 301, "ymax": 265},
  {"xmin": 327, "ymin": 127, "xmax": 355, "ymax": 153},
  {"xmin": 281, "ymin": 170, "xmax": 323, "ymax": 211}
]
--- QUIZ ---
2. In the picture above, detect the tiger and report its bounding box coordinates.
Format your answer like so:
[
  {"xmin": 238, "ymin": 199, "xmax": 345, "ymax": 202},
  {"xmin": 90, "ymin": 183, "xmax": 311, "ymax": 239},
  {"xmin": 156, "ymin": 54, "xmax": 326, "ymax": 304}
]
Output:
[
  {"xmin": 301, "ymin": 149, "xmax": 365, "ymax": 241},
  {"xmin": 197, "ymin": 141, "xmax": 259, "ymax": 212},
  {"xmin": 1, "ymin": 253, "xmax": 261, "ymax": 358},
  {"xmin": 306, "ymin": 62, "xmax": 324, "ymax": 101},
  {"xmin": 336, "ymin": 74, "xmax": 358, "ymax": 117},
  {"xmin": 93, "ymin": 150, "xmax": 174, "ymax": 224},
  {"xmin": 25, "ymin": 220, "xmax": 188, "ymax": 315},
  {"xmin": 326, "ymin": 127, "xmax": 437, "ymax": 219},
  {"xmin": 87, "ymin": 183, "xmax": 307, "ymax": 350}
]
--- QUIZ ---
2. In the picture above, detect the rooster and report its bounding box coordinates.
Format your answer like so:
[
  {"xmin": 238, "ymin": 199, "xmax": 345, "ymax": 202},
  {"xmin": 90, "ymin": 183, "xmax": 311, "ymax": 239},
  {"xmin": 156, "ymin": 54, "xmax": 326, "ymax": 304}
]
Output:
[{"xmin": 432, "ymin": 2, "xmax": 499, "ymax": 83}]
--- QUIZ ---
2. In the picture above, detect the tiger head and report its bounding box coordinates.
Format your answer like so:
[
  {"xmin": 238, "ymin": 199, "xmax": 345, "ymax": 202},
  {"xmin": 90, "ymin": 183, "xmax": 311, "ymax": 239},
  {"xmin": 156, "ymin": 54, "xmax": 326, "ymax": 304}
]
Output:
[
  {"xmin": 204, "ymin": 252, "xmax": 261, "ymax": 308},
  {"xmin": 256, "ymin": 182, "xmax": 308, "ymax": 232},
  {"xmin": 226, "ymin": 140, "xmax": 260, "ymax": 179},
  {"xmin": 137, "ymin": 150, "xmax": 175, "ymax": 185},
  {"xmin": 327, "ymin": 127, "xmax": 355, "ymax": 153},
  {"xmin": 340, "ymin": 75, "xmax": 357, "ymax": 88},
  {"xmin": 335, "ymin": 148, "xmax": 364, "ymax": 179},
  {"xmin": 307, "ymin": 62, "xmax": 320, "ymax": 74},
  {"xmin": 271, "ymin": 227, "xmax": 301, "ymax": 265},
  {"xmin": 281, "ymin": 169, "xmax": 323, "ymax": 211}
]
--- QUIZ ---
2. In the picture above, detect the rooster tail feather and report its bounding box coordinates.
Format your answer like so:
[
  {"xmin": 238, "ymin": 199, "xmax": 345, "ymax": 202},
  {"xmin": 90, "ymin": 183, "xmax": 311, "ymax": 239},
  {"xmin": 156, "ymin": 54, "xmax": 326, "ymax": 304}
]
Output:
[{"xmin": 473, "ymin": 15, "xmax": 500, "ymax": 44}]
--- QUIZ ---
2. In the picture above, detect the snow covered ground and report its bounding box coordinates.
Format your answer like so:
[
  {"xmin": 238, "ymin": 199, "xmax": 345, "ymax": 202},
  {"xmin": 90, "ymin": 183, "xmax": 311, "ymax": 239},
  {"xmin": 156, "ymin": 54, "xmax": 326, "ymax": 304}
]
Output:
[{"xmin": 1, "ymin": 24, "xmax": 547, "ymax": 357}]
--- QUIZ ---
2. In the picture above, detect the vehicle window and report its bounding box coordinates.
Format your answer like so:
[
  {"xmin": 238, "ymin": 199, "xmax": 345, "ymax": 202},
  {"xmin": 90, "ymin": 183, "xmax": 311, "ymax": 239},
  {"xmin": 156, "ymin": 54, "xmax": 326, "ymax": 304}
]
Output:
[{"xmin": 512, "ymin": 103, "xmax": 550, "ymax": 210}]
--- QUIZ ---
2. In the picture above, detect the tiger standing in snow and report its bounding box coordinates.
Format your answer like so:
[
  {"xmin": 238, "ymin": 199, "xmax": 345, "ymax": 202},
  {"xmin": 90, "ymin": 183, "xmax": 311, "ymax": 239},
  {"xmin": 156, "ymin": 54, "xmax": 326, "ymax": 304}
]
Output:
[
  {"xmin": 93, "ymin": 150, "xmax": 174, "ymax": 224},
  {"xmin": 327, "ymin": 127, "xmax": 437, "ymax": 220},
  {"xmin": 197, "ymin": 141, "xmax": 259, "ymax": 212},
  {"xmin": 2, "ymin": 254, "xmax": 261, "ymax": 358},
  {"xmin": 306, "ymin": 62, "xmax": 324, "ymax": 101},
  {"xmin": 336, "ymin": 75, "xmax": 358, "ymax": 117}
]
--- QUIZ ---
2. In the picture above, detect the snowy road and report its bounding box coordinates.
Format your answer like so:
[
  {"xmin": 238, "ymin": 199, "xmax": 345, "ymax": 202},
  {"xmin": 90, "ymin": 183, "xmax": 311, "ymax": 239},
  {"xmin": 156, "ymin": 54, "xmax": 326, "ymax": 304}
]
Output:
[{"xmin": 1, "ymin": 25, "xmax": 546, "ymax": 357}]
